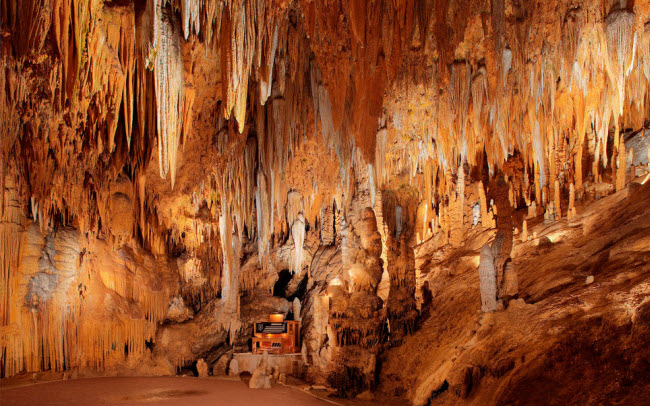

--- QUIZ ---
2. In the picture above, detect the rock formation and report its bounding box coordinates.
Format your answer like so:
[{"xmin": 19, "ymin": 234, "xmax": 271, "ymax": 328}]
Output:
[
  {"xmin": 2, "ymin": 0, "xmax": 650, "ymax": 404},
  {"xmin": 249, "ymin": 351, "xmax": 272, "ymax": 389},
  {"xmin": 196, "ymin": 358, "xmax": 208, "ymax": 377},
  {"xmin": 478, "ymin": 245, "xmax": 497, "ymax": 312}
]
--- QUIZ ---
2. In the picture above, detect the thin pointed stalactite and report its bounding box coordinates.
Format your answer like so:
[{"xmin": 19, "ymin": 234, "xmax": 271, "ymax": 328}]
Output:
[{"xmin": 154, "ymin": 7, "xmax": 184, "ymax": 189}]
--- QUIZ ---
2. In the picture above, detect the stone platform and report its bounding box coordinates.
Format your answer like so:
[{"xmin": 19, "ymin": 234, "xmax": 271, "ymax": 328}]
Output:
[{"xmin": 231, "ymin": 352, "xmax": 305, "ymax": 375}]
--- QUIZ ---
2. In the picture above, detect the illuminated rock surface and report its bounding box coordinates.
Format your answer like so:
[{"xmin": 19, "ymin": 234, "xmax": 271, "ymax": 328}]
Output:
[{"xmin": 1, "ymin": 0, "xmax": 650, "ymax": 404}]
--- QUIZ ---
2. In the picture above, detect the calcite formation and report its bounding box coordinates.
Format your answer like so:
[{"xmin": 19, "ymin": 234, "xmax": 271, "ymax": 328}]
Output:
[
  {"xmin": 478, "ymin": 244, "xmax": 498, "ymax": 313},
  {"xmin": 2, "ymin": 0, "xmax": 650, "ymax": 404}
]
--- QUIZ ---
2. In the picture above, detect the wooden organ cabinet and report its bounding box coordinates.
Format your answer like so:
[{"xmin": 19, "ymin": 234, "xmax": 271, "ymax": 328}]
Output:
[{"xmin": 252, "ymin": 314, "xmax": 300, "ymax": 354}]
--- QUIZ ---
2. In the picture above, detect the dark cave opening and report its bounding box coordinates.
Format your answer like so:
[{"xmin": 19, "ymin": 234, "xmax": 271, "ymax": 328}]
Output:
[{"xmin": 273, "ymin": 269, "xmax": 293, "ymax": 297}]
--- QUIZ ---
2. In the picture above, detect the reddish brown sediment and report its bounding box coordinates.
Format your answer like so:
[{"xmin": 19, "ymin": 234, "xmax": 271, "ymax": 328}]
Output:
[{"xmin": 0, "ymin": 376, "xmax": 332, "ymax": 405}]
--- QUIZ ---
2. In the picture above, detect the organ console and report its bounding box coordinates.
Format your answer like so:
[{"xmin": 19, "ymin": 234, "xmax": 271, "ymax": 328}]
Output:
[{"xmin": 252, "ymin": 314, "xmax": 300, "ymax": 354}]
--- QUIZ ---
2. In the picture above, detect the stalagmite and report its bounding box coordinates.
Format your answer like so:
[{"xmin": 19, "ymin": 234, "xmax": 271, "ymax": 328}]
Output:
[
  {"xmin": 533, "ymin": 162, "xmax": 542, "ymax": 206},
  {"xmin": 616, "ymin": 134, "xmax": 627, "ymax": 192},
  {"xmin": 196, "ymin": 359, "xmax": 209, "ymax": 377},
  {"xmin": 527, "ymin": 202, "xmax": 537, "ymax": 219},
  {"xmin": 568, "ymin": 183, "xmax": 577, "ymax": 220},
  {"xmin": 629, "ymin": 148, "xmax": 635, "ymax": 182},
  {"xmin": 544, "ymin": 202, "xmax": 556, "ymax": 222},
  {"xmin": 249, "ymin": 351, "xmax": 272, "ymax": 389},
  {"xmin": 293, "ymin": 298, "xmax": 302, "ymax": 321},
  {"xmin": 478, "ymin": 245, "xmax": 497, "ymax": 312},
  {"xmin": 521, "ymin": 220, "xmax": 528, "ymax": 242},
  {"xmin": 491, "ymin": 177, "xmax": 514, "ymax": 301},
  {"xmin": 554, "ymin": 180, "xmax": 561, "ymax": 219}
]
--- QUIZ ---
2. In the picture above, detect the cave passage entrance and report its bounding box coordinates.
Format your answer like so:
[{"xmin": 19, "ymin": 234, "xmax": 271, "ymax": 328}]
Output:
[{"xmin": 273, "ymin": 269, "xmax": 293, "ymax": 297}]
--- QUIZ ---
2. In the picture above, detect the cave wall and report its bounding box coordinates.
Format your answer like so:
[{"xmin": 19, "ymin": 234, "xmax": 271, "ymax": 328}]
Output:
[{"xmin": 1, "ymin": 0, "xmax": 649, "ymax": 395}]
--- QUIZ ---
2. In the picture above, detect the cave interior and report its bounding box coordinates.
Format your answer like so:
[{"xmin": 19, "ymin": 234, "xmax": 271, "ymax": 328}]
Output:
[{"xmin": 2, "ymin": 0, "xmax": 650, "ymax": 404}]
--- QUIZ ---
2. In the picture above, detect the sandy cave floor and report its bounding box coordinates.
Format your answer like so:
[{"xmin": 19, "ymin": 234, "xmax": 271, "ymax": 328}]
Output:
[{"xmin": 0, "ymin": 376, "xmax": 337, "ymax": 406}]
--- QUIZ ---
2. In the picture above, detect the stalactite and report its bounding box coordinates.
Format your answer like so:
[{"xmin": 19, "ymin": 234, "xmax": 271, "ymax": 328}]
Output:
[
  {"xmin": 605, "ymin": 8, "xmax": 636, "ymax": 120},
  {"xmin": 502, "ymin": 47, "xmax": 512, "ymax": 89},
  {"xmin": 561, "ymin": 7, "xmax": 582, "ymax": 86},
  {"xmin": 533, "ymin": 121, "xmax": 547, "ymax": 192},
  {"xmin": 450, "ymin": 62, "xmax": 472, "ymax": 156},
  {"xmin": 641, "ymin": 22, "xmax": 650, "ymax": 81},
  {"xmin": 181, "ymin": 0, "xmax": 201, "ymax": 40},
  {"xmin": 260, "ymin": 24, "xmax": 279, "ymax": 105},
  {"xmin": 291, "ymin": 213, "xmax": 306, "ymax": 276},
  {"xmin": 471, "ymin": 67, "xmax": 488, "ymax": 140},
  {"xmin": 154, "ymin": 7, "xmax": 184, "ymax": 189},
  {"xmin": 122, "ymin": 36, "xmax": 135, "ymax": 148},
  {"xmin": 221, "ymin": 3, "xmax": 254, "ymax": 133},
  {"xmin": 256, "ymin": 171, "xmax": 272, "ymax": 262}
]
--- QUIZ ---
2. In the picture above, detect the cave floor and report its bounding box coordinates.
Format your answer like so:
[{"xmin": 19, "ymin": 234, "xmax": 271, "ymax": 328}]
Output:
[{"xmin": 0, "ymin": 376, "xmax": 334, "ymax": 406}]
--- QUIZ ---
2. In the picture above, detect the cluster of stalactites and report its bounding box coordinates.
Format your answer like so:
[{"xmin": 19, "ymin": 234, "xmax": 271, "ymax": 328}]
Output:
[
  {"xmin": 376, "ymin": 4, "xmax": 648, "ymax": 228},
  {"xmin": 166, "ymin": 0, "xmax": 285, "ymax": 130},
  {"xmin": 0, "ymin": 60, "xmax": 25, "ymax": 218},
  {"xmin": 0, "ymin": 197, "xmax": 178, "ymax": 378},
  {"xmin": 6, "ymin": 0, "xmax": 355, "ymax": 252},
  {"xmin": 192, "ymin": 1, "xmax": 322, "ymax": 263},
  {"xmin": 218, "ymin": 0, "xmax": 288, "ymax": 133},
  {"xmin": 92, "ymin": 0, "xmax": 284, "ymax": 191},
  {"xmin": 311, "ymin": 64, "xmax": 355, "ymax": 193}
]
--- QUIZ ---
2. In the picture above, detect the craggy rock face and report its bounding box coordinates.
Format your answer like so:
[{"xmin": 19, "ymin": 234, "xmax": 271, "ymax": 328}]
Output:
[{"xmin": 2, "ymin": 0, "xmax": 650, "ymax": 403}]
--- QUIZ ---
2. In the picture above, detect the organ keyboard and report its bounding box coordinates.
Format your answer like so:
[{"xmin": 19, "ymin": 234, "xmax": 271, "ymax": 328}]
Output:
[{"xmin": 252, "ymin": 314, "xmax": 300, "ymax": 354}]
